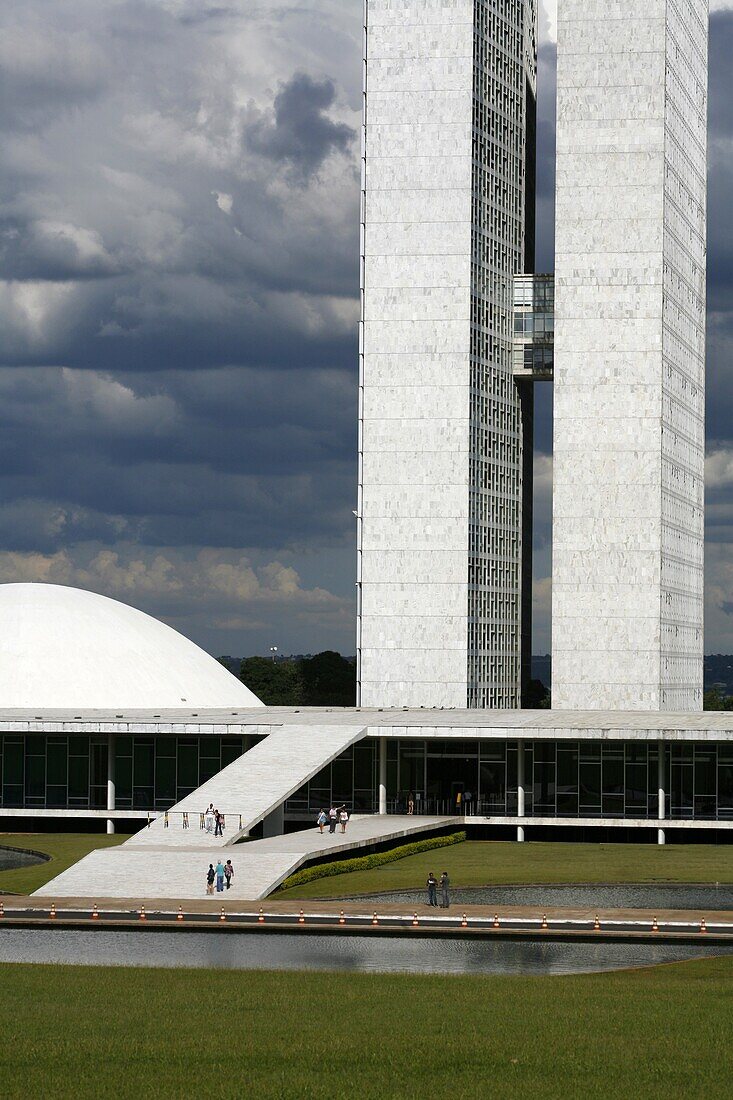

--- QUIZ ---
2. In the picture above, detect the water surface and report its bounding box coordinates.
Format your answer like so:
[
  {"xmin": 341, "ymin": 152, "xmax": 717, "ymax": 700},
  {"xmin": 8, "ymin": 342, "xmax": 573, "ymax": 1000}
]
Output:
[
  {"xmin": 357, "ymin": 884, "xmax": 733, "ymax": 911},
  {"xmin": 1, "ymin": 928, "xmax": 732, "ymax": 976}
]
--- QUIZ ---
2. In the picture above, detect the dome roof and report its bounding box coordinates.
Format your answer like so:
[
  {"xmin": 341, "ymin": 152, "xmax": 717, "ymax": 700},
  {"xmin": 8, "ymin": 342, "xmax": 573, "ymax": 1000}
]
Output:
[{"xmin": 0, "ymin": 583, "xmax": 263, "ymax": 709}]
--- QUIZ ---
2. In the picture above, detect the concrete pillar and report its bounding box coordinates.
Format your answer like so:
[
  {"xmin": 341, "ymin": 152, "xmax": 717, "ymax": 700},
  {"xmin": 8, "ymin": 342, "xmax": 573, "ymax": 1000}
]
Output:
[
  {"xmin": 263, "ymin": 803, "xmax": 285, "ymax": 838},
  {"xmin": 517, "ymin": 740, "xmax": 525, "ymax": 842},
  {"xmin": 378, "ymin": 737, "xmax": 387, "ymax": 815},
  {"xmin": 657, "ymin": 739, "xmax": 666, "ymax": 845},
  {"xmin": 106, "ymin": 736, "xmax": 116, "ymax": 835}
]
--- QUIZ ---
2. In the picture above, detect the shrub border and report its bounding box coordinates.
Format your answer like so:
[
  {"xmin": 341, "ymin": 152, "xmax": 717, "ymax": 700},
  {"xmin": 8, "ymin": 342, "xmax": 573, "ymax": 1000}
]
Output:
[{"xmin": 276, "ymin": 830, "xmax": 466, "ymax": 892}]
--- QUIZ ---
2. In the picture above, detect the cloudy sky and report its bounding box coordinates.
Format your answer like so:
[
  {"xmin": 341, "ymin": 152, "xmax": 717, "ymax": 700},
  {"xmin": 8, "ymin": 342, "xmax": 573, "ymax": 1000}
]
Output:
[{"xmin": 1, "ymin": 0, "xmax": 733, "ymax": 660}]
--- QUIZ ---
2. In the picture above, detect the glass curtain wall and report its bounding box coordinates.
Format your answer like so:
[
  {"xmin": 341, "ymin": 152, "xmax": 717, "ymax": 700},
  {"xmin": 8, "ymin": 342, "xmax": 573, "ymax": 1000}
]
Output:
[
  {"xmin": 0, "ymin": 735, "xmax": 254, "ymax": 811},
  {"xmin": 285, "ymin": 741, "xmax": 377, "ymax": 814}
]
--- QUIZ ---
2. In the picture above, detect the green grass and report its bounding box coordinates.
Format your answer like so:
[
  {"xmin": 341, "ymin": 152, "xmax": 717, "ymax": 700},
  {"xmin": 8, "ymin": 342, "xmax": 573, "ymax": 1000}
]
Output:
[
  {"xmin": 281, "ymin": 839, "xmax": 733, "ymax": 898},
  {"xmin": 0, "ymin": 957, "xmax": 732, "ymax": 1098},
  {"xmin": 0, "ymin": 832, "xmax": 129, "ymax": 894}
]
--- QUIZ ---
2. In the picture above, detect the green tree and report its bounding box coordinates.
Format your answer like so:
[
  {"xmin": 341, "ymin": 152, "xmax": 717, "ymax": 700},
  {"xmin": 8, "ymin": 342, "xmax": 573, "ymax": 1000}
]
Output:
[
  {"xmin": 239, "ymin": 656, "xmax": 302, "ymax": 705},
  {"xmin": 300, "ymin": 651, "xmax": 356, "ymax": 707},
  {"xmin": 703, "ymin": 686, "xmax": 733, "ymax": 711}
]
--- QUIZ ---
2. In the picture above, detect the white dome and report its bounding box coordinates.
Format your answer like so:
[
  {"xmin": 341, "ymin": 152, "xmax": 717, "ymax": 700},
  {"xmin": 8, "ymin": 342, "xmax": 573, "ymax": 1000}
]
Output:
[{"xmin": 0, "ymin": 583, "xmax": 263, "ymax": 709}]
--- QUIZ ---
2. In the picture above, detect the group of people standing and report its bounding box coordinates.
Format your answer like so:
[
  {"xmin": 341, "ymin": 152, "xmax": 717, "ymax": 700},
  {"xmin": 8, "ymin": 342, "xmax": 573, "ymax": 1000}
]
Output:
[
  {"xmin": 206, "ymin": 859, "xmax": 234, "ymax": 894},
  {"xmin": 316, "ymin": 805, "xmax": 349, "ymax": 834},
  {"xmin": 203, "ymin": 803, "xmax": 225, "ymax": 837},
  {"xmin": 426, "ymin": 871, "xmax": 450, "ymax": 908}
]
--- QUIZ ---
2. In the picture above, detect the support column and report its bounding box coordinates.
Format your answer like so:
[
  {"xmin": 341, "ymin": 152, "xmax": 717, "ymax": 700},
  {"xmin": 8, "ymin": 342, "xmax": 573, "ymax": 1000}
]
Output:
[
  {"xmin": 517, "ymin": 740, "xmax": 525, "ymax": 842},
  {"xmin": 263, "ymin": 804, "xmax": 285, "ymax": 838},
  {"xmin": 106, "ymin": 736, "xmax": 116, "ymax": 835},
  {"xmin": 657, "ymin": 739, "xmax": 666, "ymax": 845},
  {"xmin": 378, "ymin": 737, "xmax": 387, "ymax": 815}
]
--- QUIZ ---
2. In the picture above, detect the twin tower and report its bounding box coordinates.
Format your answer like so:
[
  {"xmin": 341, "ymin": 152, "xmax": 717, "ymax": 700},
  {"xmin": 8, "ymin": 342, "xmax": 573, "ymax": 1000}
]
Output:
[{"xmin": 356, "ymin": 0, "xmax": 707, "ymax": 712}]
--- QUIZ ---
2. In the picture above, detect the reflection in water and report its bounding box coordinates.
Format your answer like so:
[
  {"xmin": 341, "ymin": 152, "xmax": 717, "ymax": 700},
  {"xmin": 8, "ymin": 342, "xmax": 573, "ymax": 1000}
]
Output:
[
  {"xmin": 0, "ymin": 928, "xmax": 731, "ymax": 976},
  {"xmin": 0, "ymin": 846, "xmax": 46, "ymax": 872},
  {"xmin": 360, "ymin": 885, "xmax": 733, "ymax": 911}
]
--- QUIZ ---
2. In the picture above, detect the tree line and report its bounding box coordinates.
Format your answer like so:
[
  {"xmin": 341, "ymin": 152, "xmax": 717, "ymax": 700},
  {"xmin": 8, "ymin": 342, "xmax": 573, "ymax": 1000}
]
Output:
[{"xmin": 234, "ymin": 651, "xmax": 356, "ymax": 707}]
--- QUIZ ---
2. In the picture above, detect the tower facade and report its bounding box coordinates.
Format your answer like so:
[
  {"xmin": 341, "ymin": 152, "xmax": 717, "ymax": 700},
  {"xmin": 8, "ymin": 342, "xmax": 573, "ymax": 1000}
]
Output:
[
  {"xmin": 358, "ymin": 0, "xmax": 537, "ymax": 709},
  {"xmin": 552, "ymin": 0, "xmax": 707, "ymax": 710}
]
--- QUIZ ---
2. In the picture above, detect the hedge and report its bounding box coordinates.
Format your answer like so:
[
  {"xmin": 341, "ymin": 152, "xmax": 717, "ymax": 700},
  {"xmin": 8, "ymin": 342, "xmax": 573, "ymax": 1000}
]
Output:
[{"xmin": 276, "ymin": 830, "xmax": 467, "ymax": 892}]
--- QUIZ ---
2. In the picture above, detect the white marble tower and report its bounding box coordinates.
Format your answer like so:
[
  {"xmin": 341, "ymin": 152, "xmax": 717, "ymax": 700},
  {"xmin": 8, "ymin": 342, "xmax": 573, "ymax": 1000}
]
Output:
[
  {"xmin": 357, "ymin": 0, "xmax": 537, "ymax": 708},
  {"xmin": 552, "ymin": 0, "xmax": 707, "ymax": 710}
]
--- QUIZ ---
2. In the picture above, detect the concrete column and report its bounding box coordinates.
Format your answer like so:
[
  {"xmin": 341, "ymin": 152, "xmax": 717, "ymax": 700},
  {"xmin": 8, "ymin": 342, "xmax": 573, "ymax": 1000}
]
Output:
[
  {"xmin": 263, "ymin": 803, "xmax": 285, "ymax": 838},
  {"xmin": 106, "ymin": 736, "xmax": 116, "ymax": 835},
  {"xmin": 657, "ymin": 739, "xmax": 666, "ymax": 845},
  {"xmin": 378, "ymin": 736, "xmax": 387, "ymax": 815},
  {"xmin": 517, "ymin": 740, "xmax": 525, "ymax": 842}
]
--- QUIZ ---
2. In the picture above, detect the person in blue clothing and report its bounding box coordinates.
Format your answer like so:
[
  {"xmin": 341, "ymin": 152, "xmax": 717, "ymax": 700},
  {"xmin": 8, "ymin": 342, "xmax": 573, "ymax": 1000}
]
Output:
[{"xmin": 215, "ymin": 860, "xmax": 225, "ymax": 892}]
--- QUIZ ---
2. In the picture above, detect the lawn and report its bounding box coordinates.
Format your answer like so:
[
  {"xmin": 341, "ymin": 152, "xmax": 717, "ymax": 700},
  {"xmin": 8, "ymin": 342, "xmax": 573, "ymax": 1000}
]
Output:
[
  {"xmin": 0, "ymin": 957, "xmax": 731, "ymax": 1098},
  {"xmin": 280, "ymin": 839, "xmax": 733, "ymax": 898},
  {"xmin": 0, "ymin": 832, "xmax": 129, "ymax": 894}
]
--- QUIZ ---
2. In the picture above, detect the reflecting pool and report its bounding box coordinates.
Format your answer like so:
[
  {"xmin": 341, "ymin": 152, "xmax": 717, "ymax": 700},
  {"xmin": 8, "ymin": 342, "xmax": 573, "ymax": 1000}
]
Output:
[{"xmin": 1, "ymin": 928, "xmax": 732, "ymax": 976}]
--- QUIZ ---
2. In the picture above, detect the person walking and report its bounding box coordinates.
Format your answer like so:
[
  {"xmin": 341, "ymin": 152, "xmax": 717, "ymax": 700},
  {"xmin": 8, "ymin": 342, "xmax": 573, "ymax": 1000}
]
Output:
[
  {"xmin": 215, "ymin": 860, "xmax": 225, "ymax": 893},
  {"xmin": 317, "ymin": 809, "xmax": 328, "ymax": 834},
  {"xmin": 339, "ymin": 806, "xmax": 349, "ymax": 833},
  {"xmin": 224, "ymin": 859, "xmax": 234, "ymax": 890},
  {"xmin": 214, "ymin": 809, "xmax": 223, "ymax": 838},
  {"xmin": 407, "ymin": 792, "xmax": 415, "ymax": 815},
  {"xmin": 206, "ymin": 864, "xmax": 216, "ymax": 895},
  {"xmin": 205, "ymin": 804, "xmax": 215, "ymax": 833},
  {"xmin": 328, "ymin": 806, "xmax": 338, "ymax": 834},
  {"xmin": 440, "ymin": 870, "xmax": 450, "ymax": 909},
  {"xmin": 426, "ymin": 872, "xmax": 438, "ymax": 907}
]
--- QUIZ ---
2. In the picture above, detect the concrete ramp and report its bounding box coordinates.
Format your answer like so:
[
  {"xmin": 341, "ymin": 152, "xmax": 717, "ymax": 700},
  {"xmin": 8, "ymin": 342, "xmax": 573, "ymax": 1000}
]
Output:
[
  {"xmin": 35, "ymin": 815, "xmax": 456, "ymax": 900},
  {"xmin": 36, "ymin": 722, "xmax": 367, "ymax": 897},
  {"xmin": 127, "ymin": 723, "xmax": 366, "ymax": 849}
]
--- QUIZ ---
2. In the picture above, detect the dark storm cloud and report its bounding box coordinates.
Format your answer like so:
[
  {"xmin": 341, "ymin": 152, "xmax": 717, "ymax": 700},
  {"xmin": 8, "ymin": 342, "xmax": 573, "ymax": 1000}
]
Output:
[
  {"xmin": 3, "ymin": 1, "xmax": 733, "ymax": 655},
  {"xmin": 246, "ymin": 73, "xmax": 356, "ymax": 182}
]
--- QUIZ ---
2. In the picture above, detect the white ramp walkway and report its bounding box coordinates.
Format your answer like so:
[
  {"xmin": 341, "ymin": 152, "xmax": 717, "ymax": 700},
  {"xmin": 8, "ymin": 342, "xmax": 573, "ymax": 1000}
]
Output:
[
  {"xmin": 36, "ymin": 722, "xmax": 367, "ymax": 897},
  {"xmin": 127, "ymin": 724, "xmax": 366, "ymax": 848},
  {"xmin": 36, "ymin": 815, "xmax": 457, "ymax": 900}
]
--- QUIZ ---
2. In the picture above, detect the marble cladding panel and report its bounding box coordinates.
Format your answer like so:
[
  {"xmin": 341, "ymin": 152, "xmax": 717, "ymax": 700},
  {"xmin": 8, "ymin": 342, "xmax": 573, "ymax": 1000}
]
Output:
[
  {"xmin": 367, "ymin": 0, "xmax": 474, "ymax": 27},
  {"xmin": 364, "ymin": 221, "xmax": 471, "ymax": 258},
  {"xmin": 361, "ymin": 549, "xmax": 470, "ymax": 585},
  {"xmin": 361, "ymin": 416, "xmax": 471, "ymax": 453},
  {"xmin": 361, "ymin": 582, "xmax": 469, "ymax": 618},
  {"xmin": 361, "ymin": 449, "xmax": 470, "ymax": 487},
  {"xmin": 363, "ymin": 286, "xmax": 470, "ymax": 323},
  {"xmin": 361, "ymin": 483, "xmax": 469, "ymax": 520},
  {"xmin": 360, "ymin": 614, "xmax": 469, "ymax": 650},
  {"xmin": 367, "ymin": 57, "xmax": 474, "ymax": 94},
  {"xmin": 365, "ymin": 188, "xmax": 471, "ymax": 225},
  {"xmin": 361, "ymin": 353, "xmax": 470, "ymax": 388},
  {"xmin": 363, "ymin": 518, "xmax": 472, "ymax": 552},
  {"xmin": 365, "ymin": 255, "xmax": 471, "ymax": 290},
  {"xmin": 552, "ymin": 0, "xmax": 706, "ymax": 711},
  {"xmin": 367, "ymin": 121, "xmax": 473, "ymax": 158},
  {"xmin": 368, "ymin": 23, "xmax": 473, "ymax": 61},
  {"xmin": 362, "ymin": 384, "xmax": 469, "ymax": 421},
  {"xmin": 362, "ymin": 319, "xmax": 470, "ymax": 355},
  {"xmin": 366, "ymin": 154, "xmax": 472, "ymax": 192},
  {"xmin": 360, "ymin": 680, "xmax": 468, "ymax": 709},
  {"xmin": 360, "ymin": 647, "xmax": 467, "ymax": 684}
]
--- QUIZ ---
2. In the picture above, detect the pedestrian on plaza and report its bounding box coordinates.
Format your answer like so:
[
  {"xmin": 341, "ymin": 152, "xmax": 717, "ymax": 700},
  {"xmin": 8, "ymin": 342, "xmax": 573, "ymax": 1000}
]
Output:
[
  {"xmin": 317, "ymin": 809, "xmax": 328, "ymax": 833},
  {"xmin": 205, "ymin": 804, "xmax": 215, "ymax": 833},
  {"xmin": 328, "ymin": 806, "xmax": 338, "ymax": 834},
  {"xmin": 407, "ymin": 792, "xmax": 415, "ymax": 815},
  {"xmin": 464, "ymin": 790, "xmax": 473, "ymax": 816},
  {"xmin": 215, "ymin": 860, "xmax": 225, "ymax": 892},
  {"xmin": 426, "ymin": 872, "xmax": 438, "ymax": 907},
  {"xmin": 206, "ymin": 864, "xmax": 216, "ymax": 895},
  {"xmin": 224, "ymin": 859, "xmax": 234, "ymax": 890},
  {"xmin": 440, "ymin": 870, "xmax": 450, "ymax": 909},
  {"xmin": 339, "ymin": 806, "xmax": 349, "ymax": 833},
  {"xmin": 214, "ymin": 809, "xmax": 223, "ymax": 837}
]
